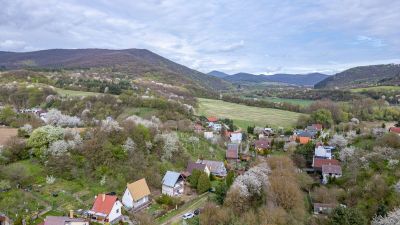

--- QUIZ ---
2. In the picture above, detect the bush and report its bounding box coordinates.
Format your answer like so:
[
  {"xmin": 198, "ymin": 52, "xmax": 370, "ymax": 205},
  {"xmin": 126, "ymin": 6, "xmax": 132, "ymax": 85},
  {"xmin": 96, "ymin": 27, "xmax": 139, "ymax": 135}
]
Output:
[
  {"xmin": 329, "ymin": 206, "xmax": 367, "ymax": 225},
  {"xmin": 197, "ymin": 172, "xmax": 211, "ymax": 193}
]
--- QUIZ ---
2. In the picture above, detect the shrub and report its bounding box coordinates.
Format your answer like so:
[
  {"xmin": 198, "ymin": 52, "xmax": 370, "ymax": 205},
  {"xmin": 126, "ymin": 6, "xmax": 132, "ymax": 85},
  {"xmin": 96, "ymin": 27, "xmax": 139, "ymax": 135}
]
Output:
[{"xmin": 197, "ymin": 172, "xmax": 211, "ymax": 193}]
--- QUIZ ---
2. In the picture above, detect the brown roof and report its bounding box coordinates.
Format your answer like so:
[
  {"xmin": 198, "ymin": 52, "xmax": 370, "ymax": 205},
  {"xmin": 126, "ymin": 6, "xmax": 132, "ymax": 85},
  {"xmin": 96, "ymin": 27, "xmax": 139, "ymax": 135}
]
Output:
[
  {"xmin": 313, "ymin": 158, "xmax": 340, "ymax": 169},
  {"xmin": 186, "ymin": 162, "xmax": 207, "ymax": 175},
  {"xmin": 127, "ymin": 178, "xmax": 151, "ymax": 201},
  {"xmin": 322, "ymin": 164, "xmax": 342, "ymax": 175},
  {"xmin": 226, "ymin": 143, "xmax": 239, "ymax": 159},
  {"xmin": 255, "ymin": 139, "xmax": 271, "ymax": 149}
]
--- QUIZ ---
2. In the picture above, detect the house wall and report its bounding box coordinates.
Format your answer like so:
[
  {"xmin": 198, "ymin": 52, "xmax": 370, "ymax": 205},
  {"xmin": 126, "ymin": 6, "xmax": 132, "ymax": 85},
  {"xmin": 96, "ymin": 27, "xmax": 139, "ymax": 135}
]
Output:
[
  {"xmin": 121, "ymin": 188, "xmax": 133, "ymax": 208},
  {"xmin": 322, "ymin": 173, "xmax": 341, "ymax": 184},
  {"xmin": 133, "ymin": 196, "xmax": 149, "ymax": 209},
  {"xmin": 70, "ymin": 222, "xmax": 89, "ymax": 225},
  {"xmin": 204, "ymin": 167, "xmax": 210, "ymax": 177},
  {"xmin": 107, "ymin": 201, "xmax": 122, "ymax": 223},
  {"xmin": 162, "ymin": 185, "xmax": 175, "ymax": 196}
]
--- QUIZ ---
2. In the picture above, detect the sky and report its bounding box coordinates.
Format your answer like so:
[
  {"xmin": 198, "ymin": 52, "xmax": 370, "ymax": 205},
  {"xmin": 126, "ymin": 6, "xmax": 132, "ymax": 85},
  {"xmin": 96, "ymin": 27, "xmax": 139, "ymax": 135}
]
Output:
[{"xmin": 1, "ymin": 0, "xmax": 400, "ymax": 75}]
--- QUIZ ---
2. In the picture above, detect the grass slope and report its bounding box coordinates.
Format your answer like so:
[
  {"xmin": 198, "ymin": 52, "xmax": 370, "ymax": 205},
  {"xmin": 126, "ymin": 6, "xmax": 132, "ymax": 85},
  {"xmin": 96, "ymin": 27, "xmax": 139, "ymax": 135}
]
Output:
[
  {"xmin": 350, "ymin": 86, "xmax": 400, "ymax": 92},
  {"xmin": 261, "ymin": 97, "xmax": 314, "ymax": 106},
  {"xmin": 54, "ymin": 88, "xmax": 100, "ymax": 97},
  {"xmin": 197, "ymin": 98, "xmax": 303, "ymax": 128}
]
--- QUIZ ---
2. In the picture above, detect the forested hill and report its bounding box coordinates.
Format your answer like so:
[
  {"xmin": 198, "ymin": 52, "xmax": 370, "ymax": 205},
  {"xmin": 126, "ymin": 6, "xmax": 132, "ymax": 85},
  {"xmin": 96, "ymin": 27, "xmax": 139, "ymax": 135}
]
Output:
[
  {"xmin": 315, "ymin": 64, "xmax": 400, "ymax": 89},
  {"xmin": 0, "ymin": 48, "xmax": 231, "ymax": 92}
]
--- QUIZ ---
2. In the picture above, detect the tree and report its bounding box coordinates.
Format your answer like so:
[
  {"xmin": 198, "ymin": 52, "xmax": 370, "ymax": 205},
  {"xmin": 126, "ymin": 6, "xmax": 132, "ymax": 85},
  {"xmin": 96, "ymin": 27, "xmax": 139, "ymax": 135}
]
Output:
[
  {"xmin": 214, "ymin": 182, "xmax": 227, "ymax": 205},
  {"xmin": 247, "ymin": 125, "xmax": 255, "ymax": 134},
  {"xmin": 372, "ymin": 207, "xmax": 400, "ymax": 225},
  {"xmin": 226, "ymin": 171, "xmax": 235, "ymax": 188},
  {"xmin": 329, "ymin": 206, "xmax": 367, "ymax": 225},
  {"xmin": 197, "ymin": 172, "xmax": 211, "ymax": 193},
  {"xmin": 0, "ymin": 106, "xmax": 17, "ymax": 126},
  {"xmin": 310, "ymin": 109, "xmax": 334, "ymax": 128},
  {"xmin": 329, "ymin": 134, "xmax": 348, "ymax": 149},
  {"xmin": 189, "ymin": 170, "xmax": 202, "ymax": 187},
  {"xmin": 27, "ymin": 125, "xmax": 64, "ymax": 158}
]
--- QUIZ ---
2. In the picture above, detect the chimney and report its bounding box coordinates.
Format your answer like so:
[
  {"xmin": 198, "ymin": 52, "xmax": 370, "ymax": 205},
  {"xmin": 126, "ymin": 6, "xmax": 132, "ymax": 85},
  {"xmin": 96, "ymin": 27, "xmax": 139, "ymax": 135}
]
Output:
[
  {"xmin": 69, "ymin": 210, "xmax": 74, "ymax": 219},
  {"xmin": 102, "ymin": 193, "xmax": 106, "ymax": 202}
]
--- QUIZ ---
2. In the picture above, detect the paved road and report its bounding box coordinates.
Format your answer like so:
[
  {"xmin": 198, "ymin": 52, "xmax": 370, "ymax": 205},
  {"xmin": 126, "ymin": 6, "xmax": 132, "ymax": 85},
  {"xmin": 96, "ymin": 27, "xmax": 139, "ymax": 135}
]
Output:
[{"xmin": 159, "ymin": 193, "xmax": 208, "ymax": 225}]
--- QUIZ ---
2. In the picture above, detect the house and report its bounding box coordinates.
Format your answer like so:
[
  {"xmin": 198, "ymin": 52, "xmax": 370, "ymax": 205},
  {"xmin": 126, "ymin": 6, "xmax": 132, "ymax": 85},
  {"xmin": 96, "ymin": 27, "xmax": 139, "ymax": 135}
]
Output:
[
  {"xmin": 312, "ymin": 158, "xmax": 340, "ymax": 172},
  {"xmin": 204, "ymin": 131, "xmax": 213, "ymax": 140},
  {"xmin": 322, "ymin": 164, "xmax": 342, "ymax": 184},
  {"xmin": 298, "ymin": 136, "xmax": 311, "ymax": 144},
  {"xmin": 389, "ymin": 127, "xmax": 400, "ymax": 135},
  {"xmin": 162, "ymin": 171, "xmax": 184, "ymax": 196},
  {"xmin": 314, "ymin": 146, "xmax": 332, "ymax": 159},
  {"xmin": 122, "ymin": 178, "xmax": 151, "ymax": 210},
  {"xmin": 309, "ymin": 124, "xmax": 323, "ymax": 131},
  {"xmin": 211, "ymin": 123, "xmax": 222, "ymax": 132},
  {"xmin": 0, "ymin": 213, "xmax": 10, "ymax": 225},
  {"xmin": 263, "ymin": 128, "xmax": 274, "ymax": 136},
  {"xmin": 313, "ymin": 203, "xmax": 336, "ymax": 215},
  {"xmin": 183, "ymin": 162, "xmax": 210, "ymax": 177},
  {"xmin": 87, "ymin": 194, "xmax": 122, "ymax": 224},
  {"xmin": 226, "ymin": 143, "xmax": 239, "ymax": 160},
  {"xmin": 254, "ymin": 139, "xmax": 271, "ymax": 151},
  {"xmin": 196, "ymin": 159, "xmax": 227, "ymax": 177},
  {"xmin": 207, "ymin": 117, "xmax": 218, "ymax": 123},
  {"xmin": 41, "ymin": 216, "xmax": 88, "ymax": 225},
  {"xmin": 297, "ymin": 130, "xmax": 316, "ymax": 139},
  {"xmin": 230, "ymin": 132, "xmax": 242, "ymax": 143}
]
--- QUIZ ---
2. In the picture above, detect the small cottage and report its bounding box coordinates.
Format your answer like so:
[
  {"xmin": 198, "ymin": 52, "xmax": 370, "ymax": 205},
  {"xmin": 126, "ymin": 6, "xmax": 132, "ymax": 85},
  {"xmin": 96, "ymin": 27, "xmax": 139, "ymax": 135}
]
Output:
[
  {"xmin": 322, "ymin": 164, "xmax": 342, "ymax": 184},
  {"xmin": 314, "ymin": 146, "xmax": 332, "ymax": 159},
  {"xmin": 254, "ymin": 139, "xmax": 271, "ymax": 151},
  {"xmin": 226, "ymin": 143, "xmax": 239, "ymax": 160},
  {"xmin": 87, "ymin": 194, "xmax": 122, "ymax": 224},
  {"xmin": 122, "ymin": 178, "xmax": 151, "ymax": 210},
  {"xmin": 183, "ymin": 162, "xmax": 211, "ymax": 177},
  {"xmin": 196, "ymin": 159, "xmax": 227, "ymax": 177},
  {"xmin": 162, "ymin": 171, "xmax": 184, "ymax": 196},
  {"xmin": 312, "ymin": 157, "xmax": 340, "ymax": 172}
]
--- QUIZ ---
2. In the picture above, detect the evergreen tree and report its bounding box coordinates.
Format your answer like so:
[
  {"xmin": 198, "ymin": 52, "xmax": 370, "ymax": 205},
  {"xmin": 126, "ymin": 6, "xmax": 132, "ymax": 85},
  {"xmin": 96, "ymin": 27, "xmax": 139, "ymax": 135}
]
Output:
[{"xmin": 197, "ymin": 172, "xmax": 211, "ymax": 193}]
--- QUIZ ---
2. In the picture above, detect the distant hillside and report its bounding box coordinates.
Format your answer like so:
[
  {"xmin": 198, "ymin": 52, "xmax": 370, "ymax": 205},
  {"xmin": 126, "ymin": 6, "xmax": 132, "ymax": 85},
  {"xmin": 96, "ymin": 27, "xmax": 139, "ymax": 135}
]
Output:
[
  {"xmin": 267, "ymin": 73, "xmax": 329, "ymax": 86},
  {"xmin": 315, "ymin": 64, "xmax": 400, "ymax": 89},
  {"xmin": 0, "ymin": 48, "xmax": 231, "ymax": 93},
  {"xmin": 207, "ymin": 70, "xmax": 229, "ymax": 78},
  {"xmin": 222, "ymin": 72, "xmax": 329, "ymax": 86}
]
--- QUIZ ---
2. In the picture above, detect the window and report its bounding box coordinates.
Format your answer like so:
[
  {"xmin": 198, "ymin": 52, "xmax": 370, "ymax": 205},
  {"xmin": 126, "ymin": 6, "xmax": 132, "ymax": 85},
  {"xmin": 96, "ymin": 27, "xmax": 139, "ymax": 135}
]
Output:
[{"xmin": 116, "ymin": 209, "xmax": 119, "ymax": 213}]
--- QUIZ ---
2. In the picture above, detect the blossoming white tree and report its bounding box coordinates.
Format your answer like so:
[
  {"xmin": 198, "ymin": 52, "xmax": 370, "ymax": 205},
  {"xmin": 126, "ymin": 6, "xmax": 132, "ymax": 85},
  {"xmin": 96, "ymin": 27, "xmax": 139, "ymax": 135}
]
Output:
[
  {"xmin": 46, "ymin": 109, "xmax": 82, "ymax": 127},
  {"xmin": 329, "ymin": 134, "xmax": 348, "ymax": 148},
  {"xmin": 123, "ymin": 138, "xmax": 136, "ymax": 153},
  {"xmin": 372, "ymin": 208, "xmax": 400, "ymax": 225}
]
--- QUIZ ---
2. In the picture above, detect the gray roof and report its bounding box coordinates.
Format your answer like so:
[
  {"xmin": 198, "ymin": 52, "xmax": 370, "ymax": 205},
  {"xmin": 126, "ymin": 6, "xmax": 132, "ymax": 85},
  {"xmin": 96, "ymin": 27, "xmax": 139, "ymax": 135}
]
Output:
[
  {"xmin": 196, "ymin": 160, "xmax": 227, "ymax": 176},
  {"xmin": 44, "ymin": 216, "xmax": 87, "ymax": 225},
  {"xmin": 162, "ymin": 171, "xmax": 182, "ymax": 187}
]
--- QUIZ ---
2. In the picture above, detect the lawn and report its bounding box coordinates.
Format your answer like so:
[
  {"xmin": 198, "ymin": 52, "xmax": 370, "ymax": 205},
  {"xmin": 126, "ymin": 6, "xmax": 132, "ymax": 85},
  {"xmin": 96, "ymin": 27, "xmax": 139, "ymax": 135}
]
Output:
[
  {"xmin": 262, "ymin": 97, "xmax": 314, "ymax": 106},
  {"xmin": 54, "ymin": 88, "xmax": 101, "ymax": 97},
  {"xmin": 350, "ymin": 86, "xmax": 400, "ymax": 92},
  {"xmin": 117, "ymin": 107, "xmax": 160, "ymax": 121},
  {"xmin": 178, "ymin": 132, "xmax": 226, "ymax": 161},
  {"xmin": 197, "ymin": 98, "xmax": 304, "ymax": 129}
]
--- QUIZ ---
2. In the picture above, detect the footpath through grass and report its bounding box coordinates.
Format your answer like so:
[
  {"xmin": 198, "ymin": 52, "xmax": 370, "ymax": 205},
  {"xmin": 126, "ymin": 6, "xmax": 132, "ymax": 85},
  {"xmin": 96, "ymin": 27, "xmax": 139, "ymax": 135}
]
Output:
[{"xmin": 197, "ymin": 98, "xmax": 303, "ymax": 129}]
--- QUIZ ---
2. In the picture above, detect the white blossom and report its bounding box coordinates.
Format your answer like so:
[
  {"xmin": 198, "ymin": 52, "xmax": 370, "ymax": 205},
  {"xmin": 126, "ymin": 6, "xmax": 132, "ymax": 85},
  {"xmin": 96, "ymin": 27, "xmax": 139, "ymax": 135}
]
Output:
[
  {"xmin": 20, "ymin": 124, "xmax": 33, "ymax": 135},
  {"xmin": 46, "ymin": 109, "xmax": 82, "ymax": 127},
  {"xmin": 329, "ymin": 134, "xmax": 348, "ymax": 149},
  {"xmin": 372, "ymin": 208, "xmax": 400, "ymax": 225},
  {"xmin": 123, "ymin": 138, "xmax": 136, "ymax": 153},
  {"xmin": 47, "ymin": 140, "xmax": 70, "ymax": 156},
  {"xmin": 100, "ymin": 118, "xmax": 122, "ymax": 132},
  {"xmin": 188, "ymin": 136, "xmax": 199, "ymax": 144},
  {"xmin": 46, "ymin": 175, "xmax": 56, "ymax": 184},
  {"xmin": 230, "ymin": 163, "xmax": 271, "ymax": 199},
  {"xmin": 339, "ymin": 146, "xmax": 355, "ymax": 162},
  {"xmin": 100, "ymin": 176, "xmax": 106, "ymax": 186},
  {"xmin": 126, "ymin": 115, "xmax": 160, "ymax": 129},
  {"xmin": 156, "ymin": 132, "xmax": 180, "ymax": 160},
  {"xmin": 388, "ymin": 159, "xmax": 399, "ymax": 169}
]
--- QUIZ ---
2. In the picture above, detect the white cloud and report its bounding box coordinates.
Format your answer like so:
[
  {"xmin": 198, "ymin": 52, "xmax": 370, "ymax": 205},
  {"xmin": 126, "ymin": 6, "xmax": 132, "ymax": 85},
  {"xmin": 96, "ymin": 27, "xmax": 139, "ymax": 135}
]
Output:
[{"xmin": 0, "ymin": 40, "xmax": 27, "ymax": 51}]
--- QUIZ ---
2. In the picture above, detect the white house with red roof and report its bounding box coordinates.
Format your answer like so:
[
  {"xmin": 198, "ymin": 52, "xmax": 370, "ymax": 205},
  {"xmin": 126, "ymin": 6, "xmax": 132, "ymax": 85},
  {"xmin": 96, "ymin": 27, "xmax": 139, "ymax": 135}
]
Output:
[{"xmin": 87, "ymin": 194, "xmax": 122, "ymax": 224}]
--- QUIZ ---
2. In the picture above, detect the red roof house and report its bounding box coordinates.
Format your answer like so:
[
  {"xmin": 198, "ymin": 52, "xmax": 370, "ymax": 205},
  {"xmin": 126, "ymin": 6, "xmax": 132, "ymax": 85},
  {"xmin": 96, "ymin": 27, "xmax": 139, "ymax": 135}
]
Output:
[
  {"xmin": 389, "ymin": 127, "xmax": 400, "ymax": 134},
  {"xmin": 312, "ymin": 124, "xmax": 323, "ymax": 131},
  {"xmin": 254, "ymin": 139, "xmax": 271, "ymax": 150},
  {"xmin": 312, "ymin": 158, "xmax": 340, "ymax": 171},
  {"xmin": 207, "ymin": 117, "xmax": 218, "ymax": 123},
  {"xmin": 88, "ymin": 194, "xmax": 122, "ymax": 223}
]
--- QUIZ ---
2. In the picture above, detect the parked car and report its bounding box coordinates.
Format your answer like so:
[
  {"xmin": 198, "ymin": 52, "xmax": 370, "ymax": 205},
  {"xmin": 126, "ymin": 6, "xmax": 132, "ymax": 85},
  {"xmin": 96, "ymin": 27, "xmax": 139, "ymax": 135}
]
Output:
[
  {"xmin": 193, "ymin": 208, "xmax": 200, "ymax": 215},
  {"xmin": 182, "ymin": 212, "xmax": 194, "ymax": 220}
]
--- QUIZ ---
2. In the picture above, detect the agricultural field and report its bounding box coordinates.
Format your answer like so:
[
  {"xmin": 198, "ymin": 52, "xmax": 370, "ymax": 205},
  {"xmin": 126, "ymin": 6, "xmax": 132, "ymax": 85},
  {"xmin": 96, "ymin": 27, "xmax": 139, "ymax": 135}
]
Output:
[
  {"xmin": 261, "ymin": 97, "xmax": 314, "ymax": 106},
  {"xmin": 54, "ymin": 88, "xmax": 100, "ymax": 97},
  {"xmin": 197, "ymin": 98, "xmax": 303, "ymax": 129},
  {"xmin": 0, "ymin": 127, "xmax": 18, "ymax": 145},
  {"xmin": 350, "ymin": 85, "xmax": 400, "ymax": 92}
]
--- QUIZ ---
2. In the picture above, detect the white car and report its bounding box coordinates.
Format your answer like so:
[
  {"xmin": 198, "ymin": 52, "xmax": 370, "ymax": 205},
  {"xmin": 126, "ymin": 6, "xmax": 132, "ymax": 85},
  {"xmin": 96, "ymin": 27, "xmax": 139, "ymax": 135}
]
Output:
[{"xmin": 182, "ymin": 212, "xmax": 195, "ymax": 220}]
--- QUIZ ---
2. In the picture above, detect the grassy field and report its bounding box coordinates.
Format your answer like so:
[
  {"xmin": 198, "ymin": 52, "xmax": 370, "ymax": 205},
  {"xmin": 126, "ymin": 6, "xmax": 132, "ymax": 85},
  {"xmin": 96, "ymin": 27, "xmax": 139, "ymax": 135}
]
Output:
[
  {"xmin": 54, "ymin": 88, "xmax": 101, "ymax": 97},
  {"xmin": 261, "ymin": 97, "xmax": 314, "ymax": 106},
  {"xmin": 197, "ymin": 98, "xmax": 303, "ymax": 129},
  {"xmin": 350, "ymin": 86, "xmax": 400, "ymax": 92}
]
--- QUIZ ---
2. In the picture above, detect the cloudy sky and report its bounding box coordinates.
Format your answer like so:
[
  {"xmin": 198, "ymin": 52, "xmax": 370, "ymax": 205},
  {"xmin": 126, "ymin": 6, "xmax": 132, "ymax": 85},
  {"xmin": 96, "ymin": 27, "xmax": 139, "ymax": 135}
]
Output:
[{"xmin": 1, "ymin": 0, "xmax": 400, "ymax": 74}]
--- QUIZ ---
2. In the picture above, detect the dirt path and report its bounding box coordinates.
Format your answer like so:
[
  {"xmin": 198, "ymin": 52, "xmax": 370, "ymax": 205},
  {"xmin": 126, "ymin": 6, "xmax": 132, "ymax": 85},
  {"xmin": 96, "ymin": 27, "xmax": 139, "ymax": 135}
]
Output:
[{"xmin": 159, "ymin": 193, "xmax": 209, "ymax": 225}]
